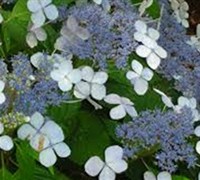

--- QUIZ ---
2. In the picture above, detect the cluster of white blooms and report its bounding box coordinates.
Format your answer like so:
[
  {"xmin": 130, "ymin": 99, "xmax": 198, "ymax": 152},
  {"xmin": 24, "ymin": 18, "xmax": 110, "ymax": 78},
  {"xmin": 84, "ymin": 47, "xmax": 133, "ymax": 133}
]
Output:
[
  {"xmin": 169, "ymin": 0, "xmax": 189, "ymax": 28},
  {"xmin": 26, "ymin": 23, "xmax": 47, "ymax": 48},
  {"xmin": 134, "ymin": 20, "xmax": 167, "ymax": 70},
  {"xmin": 51, "ymin": 60, "xmax": 81, "ymax": 92},
  {"xmin": 154, "ymin": 88, "xmax": 200, "ymax": 122},
  {"xmin": 104, "ymin": 94, "xmax": 138, "ymax": 120},
  {"xmin": 17, "ymin": 112, "xmax": 71, "ymax": 167},
  {"xmin": 26, "ymin": 0, "xmax": 59, "ymax": 48},
  {"xmin": 126, "ymin": 60, "xmax": 153, "ymax": 95},
  {"xmin": 55, "ymin": 15, "xmax": 90, "ymax": 52},
  {"xmin": 144, "ymin": 171, "xmax": 172, "ymax": 180},
  {"xmin": 85, "ymin": 145, "xmax": 128, "ymax": 180},
  {"xmin": 74, "ymin": 66, "xmax": 108, "ymax": 101}
]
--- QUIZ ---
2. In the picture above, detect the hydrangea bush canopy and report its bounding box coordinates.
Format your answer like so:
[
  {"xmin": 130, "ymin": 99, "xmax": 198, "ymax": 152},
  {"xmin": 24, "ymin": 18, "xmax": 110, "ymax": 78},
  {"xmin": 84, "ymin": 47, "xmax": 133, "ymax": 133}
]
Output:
[{"xmin": 0, "ymin": 0, "xmax": 200, "ymax": 179}]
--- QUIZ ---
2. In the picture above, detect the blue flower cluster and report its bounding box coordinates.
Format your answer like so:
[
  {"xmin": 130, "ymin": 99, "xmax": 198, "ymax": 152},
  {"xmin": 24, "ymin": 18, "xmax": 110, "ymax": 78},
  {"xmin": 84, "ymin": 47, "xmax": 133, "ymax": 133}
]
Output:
[
  {"xmin": 56, "ymin": 0, "xmax": 139, "ymax": 69},
  {"xmin": 158, "ymin": 0, "xmax": 200, "ymax": 101},
  {"xmin": 116, "ymin": 108, "xmax": 196, "ymax": 172},
  {"xmin": 0, "ymin": 53, "xmax": 68, "ymax": 116}
]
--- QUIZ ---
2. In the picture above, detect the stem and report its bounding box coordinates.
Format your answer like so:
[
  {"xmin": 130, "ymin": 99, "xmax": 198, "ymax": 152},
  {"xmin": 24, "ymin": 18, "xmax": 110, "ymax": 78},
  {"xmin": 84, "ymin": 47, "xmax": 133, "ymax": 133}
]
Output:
[
  {"xmin": 87, "ymin": 97, "xmax": 102, "ymax": 110},
  {"xmin": 141, "ymin": 158, "xmax": 151, "ymax": 171},
  {"xmin": 157, "ymin": 4, "xmax": 164, "ymax": 31},
  {"xmin": 1, "ymin": 152, "xmax": 4, "ymax": 179},
  {"xmin": 63, "ymin": 99, "xmax": 83, "ymax": 104},
  {"xmin": 51, "ymin": 49, "xmax": 57, "ymax": 57}
]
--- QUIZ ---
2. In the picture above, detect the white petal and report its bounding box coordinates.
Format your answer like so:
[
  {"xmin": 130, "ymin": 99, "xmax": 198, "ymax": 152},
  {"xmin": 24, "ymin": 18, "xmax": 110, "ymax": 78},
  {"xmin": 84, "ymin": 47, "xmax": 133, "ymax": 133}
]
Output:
[
  {"xmin": 0, "ymin": 136, "xmax": 13, "ymax": 151},
  {"xmin": 0, "ymin": 93, "xmax": 6, "ymax": 104},
  {"xmin": 134, "ymin": 20, "xmax": 147, "ymax": 33},
  {"xmin": 53, "ymin": 142, "xmax": 71, "ymax": 157},
  {"xmin": 50, "ymin": 70, "xmax": 65, "ymax": 82},
  {"xmin": 157, "ymin": 171, "xmax": 172, "ymax": 180},
  {"xmin": 91, "ymin": 84, "xmax": 106, "ymax": 100},
  {"xmin": 148, "ymin": 28, "xmax": 160, "ymax": 40},
  {"xmin": 54, "ymin": 36, "xmax": 66, "ymax": 51},
  {"xmin": 84, "ymin": 156, "xmax": 104, "ymax": 177},
  {"xmin": 67, "ymin": 15, "xmax": 79, "ymax": 33},
  {"xmin": 0, "ymin": 80, "xmax": 5, "ymax": 92},
  {"xmin": 30, "ymin": 112, "xmax": 44, "ymax": 129},
  {"xmin": 39, "ymin": 148, "xmax": 57, "ymax": 167},
  {"xmin": 102, "ymin": 0, "xmax": 111, "ymax": 11},
  {"xmin": 81, "ymin": 66, "xmax": 94, "ymax": 82},
  {"xmin": 44, "ymin": 5, "xmax": 59, "ymax": 21},
  {"xmin": 196, "ymin": 141, "xmax": 200, "ymax": 154},
  {"xmin": 153, "ymin": 88, "xmax": 174, "ymax": 108},
  {"xmin": 93, "ymin": 0, "xmax": 102, "ymax": 5},
  {"xmin": 141, "ymin": 68, "xmax": 154, "ymax": 81},
  {"xmin": 26, "ymin": 32, "xmax": 38, "ymax": 48},
  {"xmin": 59, "ymin": 61, "xmax": 73, "ymax": 74},
  {"xmin": 110, "ymin": 105, "xmax": 126, "ymax": 120},
  {"xmin": 68, "ymin": 69, "xmax": 82, "ymax": 84},
  {"xmin": 30, "ymin": 134, "xmax": 50, "ymax": 151},
  {"xmin": 170, "ymin": 0, "xmax": 179, "ymax": 11},
  {"xmin": 31, "ymin": 11, "xmax": 46, "ymax": 27},
  {"xmin": 196, "ymin": 24, "xmax": 200, "ymax": 37},
  {"xmin": 126, "ymin": 71, "xmax": 139, "ymax": 80},
  {"xmin": 92, "ymin": 72, "xmax": 108, "ymax": 84},
  {"xmin": 17, "ymin": 124, "xmax": 36, "ymax": 140},
  {"xmin": 99, "ymin": 166, "xmax": 116, "ymax": 180},
  {"xmin": 178, "ymin": 96, "xmax": 189, "ymax": 107},
  {"xmin": 124, "ymin": 105, "xmax": 138, "ymax": 117},
  {"xmin": 142, "ymin": 36, "xmax": 157, "ymax": 49},
  {"xmin": 154, "ymin": 45, "xmax": 167, "ymax": 58},
  {"xmin": 74, "ymin": 81, "xmax": 90, "ymax": 99},
  {"xmin": 58, "ymin": 78, "xmax": 73, "ymax": 92},
  {"xmin": 182, "ymin": 19, "xmax": 189, "ymax": 28},
  {"xmin": 76, "ymin": 27, "xmax": 90, "ymax": 41},
  {"xmin": 131, "ymin": 60, "xmax": 143, "ymax": 75},
  {"xmin": 40, "ymin": 120, "xmax": 64, "ymax": 144},
  {"xmin": 120, "ymin": 97, "xmax": 134, "ymax": 105},
  {"xmin": 146, "ymin": 53, "xmax": 161, "ymax": 70},
  {"xmin": 136, "ymin": 45, "xmax": 152, "ymax": 58},
  {"xmin": 104, "ymin": 94, "xmax": 121, "ymax": 104},
  {"xmin": 34, "ymin": 27, "xmax": 47, "ymax": 41},
  {"xmin": 181, "ymin": 2, "xmax": 189, "ymax": 11},
  {"xmin": 40, "ymin": 0, "xmax": 52, "ymax": 7},
  {"xmin": 133, "ymin": 78, "xmax": 148, "ymax": 95},
  {"xmin": 27, "ymin": 0, "xmax": 41, "ymax": 12},
  {"xmin": 0, "ymin": 123, "xmax": 4, "ymax": 135},
  {"xmin": 144, "ymin": 171, "xmax": 156, "ymax": 180},
  {"xmin": 134, "ymin": 32, "xmax": 146, "ymax": 42},
  {"xmin": 30, "ymin": 52, "xmax": 43, "ymax": 68},
  {"xmin": 105, "ymin": 145, "xmax": 124, "ymax": 163},
  {"xmin": 189, "ymin": 98, "xmax": 197, "ymax": 109},
  {"xmin": 194, "ymin": 126, "xmax": 200, "ymax": 137},
  {"xmin": 108, "ymin": 159, "xmax": 128, "ymax": 174}
]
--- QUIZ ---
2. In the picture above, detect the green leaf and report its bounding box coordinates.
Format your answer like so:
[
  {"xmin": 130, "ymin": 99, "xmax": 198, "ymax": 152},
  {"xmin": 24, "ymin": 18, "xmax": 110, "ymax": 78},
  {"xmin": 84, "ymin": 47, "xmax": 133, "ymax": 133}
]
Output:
[
  {"xmin": 48, "ymin": 103, "xmax": 111, "ymax": 165},
  {"xmin": 53, "ymin": 0, "xmax": 75, "ymax": 6},
  {"xmin": 67, "ymin": 111, "xmax": 111, "ymax": 165},
  {"xmin": 14, "ymin": 141, "xmax": 36, "ymax": 180},
  {"xmin": 172, "ymin": 175, "xmax": 190, "ymax": 180},
  {"xmin": 0, "ymin": 168, "xmax": 13, "ymax": 180},
  {"xmin": 2, "ymin": 0, "xmax": 30, "ymax": 54}
]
